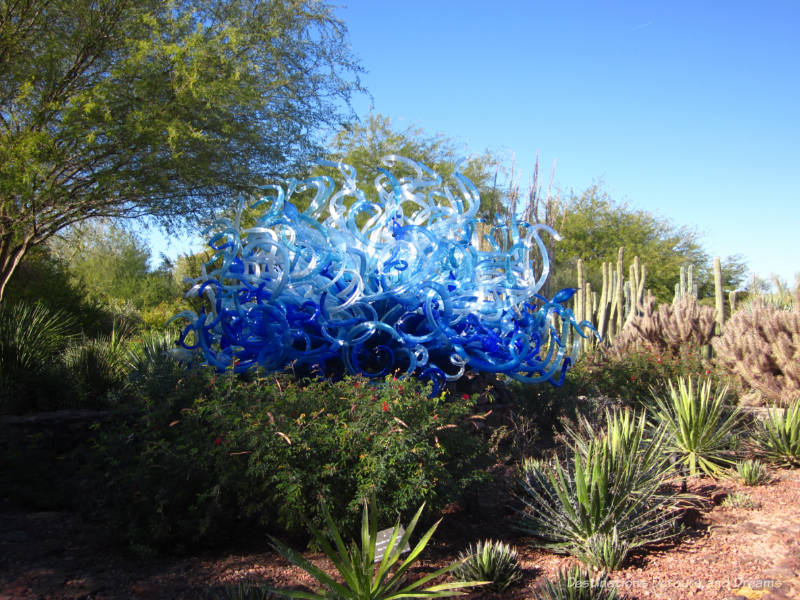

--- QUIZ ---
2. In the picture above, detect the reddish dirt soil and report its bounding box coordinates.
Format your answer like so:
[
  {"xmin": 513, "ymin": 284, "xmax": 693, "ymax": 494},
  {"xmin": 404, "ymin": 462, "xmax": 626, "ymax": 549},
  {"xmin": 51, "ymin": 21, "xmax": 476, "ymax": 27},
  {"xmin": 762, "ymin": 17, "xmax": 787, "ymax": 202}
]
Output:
[{"xmin": 1, "ymin": 469, "xmax": 799, "ymax": 600}]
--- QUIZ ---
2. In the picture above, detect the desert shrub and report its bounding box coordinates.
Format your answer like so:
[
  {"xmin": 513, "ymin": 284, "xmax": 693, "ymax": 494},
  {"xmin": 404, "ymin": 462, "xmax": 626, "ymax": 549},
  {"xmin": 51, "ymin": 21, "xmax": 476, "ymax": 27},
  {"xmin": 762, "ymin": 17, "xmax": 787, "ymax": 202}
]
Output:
[
  {"xmin": 752, "ymin": 399, "xmax": 800, "ymax": 466},
  {"xmin": 62, "ymin": 330, "xmax": 130, "ymax": 406},
  {"xmin": 534, "ymin": 565, "xmax": 622, "ymax": 600},
  {"xmin": 87, "ymin": 371, "xmax": 490, "ymax": 553},
  {"xmin": 649, "ymin": 378, "xmax": 742, "ymax": 477},
  {"xmin": 0, "ymin": 301, "xmax": 77, "ymax": 412},
  {"xmin": 567, "ymin": 344, "xmax": 717, "ymax": 406},
  {"xmin": 734, "ymin": 459, "xmax": 770, "ymax": 486},
  {"xmin": 712, "ymin": 305, "xmax": 800, "ymax": 406},
  {"xmin": 454, "ymin": 539, "xmax": 521, "ymax": 592},
  {"xmin": 517, "ymin": 409, "xmax": 679, "ymax": 570}
]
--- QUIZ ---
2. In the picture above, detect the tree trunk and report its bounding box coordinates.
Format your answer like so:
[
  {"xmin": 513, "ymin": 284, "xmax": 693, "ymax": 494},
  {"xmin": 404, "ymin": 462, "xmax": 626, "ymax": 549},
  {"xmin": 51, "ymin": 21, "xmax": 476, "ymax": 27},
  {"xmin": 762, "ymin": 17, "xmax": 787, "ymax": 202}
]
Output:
[{"xmin": 0, "ymin": 235, "xmax": 33, "ymax": 304}]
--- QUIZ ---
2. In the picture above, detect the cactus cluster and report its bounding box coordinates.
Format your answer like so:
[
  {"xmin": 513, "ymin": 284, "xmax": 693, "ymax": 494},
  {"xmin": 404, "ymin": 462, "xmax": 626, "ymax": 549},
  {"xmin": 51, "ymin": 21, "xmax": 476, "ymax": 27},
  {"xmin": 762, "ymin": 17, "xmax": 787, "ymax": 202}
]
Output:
[
  {"xmin": 711, "ymin": 305, "xmax": 800, "ymax": 405},
  {"xmin": 572, "ymin": 247, "xmax": 647, "ymax": 352}
]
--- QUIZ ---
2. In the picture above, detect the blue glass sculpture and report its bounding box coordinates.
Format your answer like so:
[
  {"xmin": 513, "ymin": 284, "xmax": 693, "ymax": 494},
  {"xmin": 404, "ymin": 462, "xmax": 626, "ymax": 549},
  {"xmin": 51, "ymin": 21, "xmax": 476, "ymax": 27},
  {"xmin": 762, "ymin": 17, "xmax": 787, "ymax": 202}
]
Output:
[{"xmin": 172, "ymin": 156, "xmax": 597, "ymax": 395}]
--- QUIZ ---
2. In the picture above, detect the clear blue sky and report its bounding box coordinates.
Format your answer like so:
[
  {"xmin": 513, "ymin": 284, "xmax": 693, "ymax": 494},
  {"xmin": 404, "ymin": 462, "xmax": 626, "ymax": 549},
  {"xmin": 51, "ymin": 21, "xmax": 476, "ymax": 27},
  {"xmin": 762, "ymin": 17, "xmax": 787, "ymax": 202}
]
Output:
[{"xmin": 155, "ymin": 0, "xmax": 799, "ymax": 286}]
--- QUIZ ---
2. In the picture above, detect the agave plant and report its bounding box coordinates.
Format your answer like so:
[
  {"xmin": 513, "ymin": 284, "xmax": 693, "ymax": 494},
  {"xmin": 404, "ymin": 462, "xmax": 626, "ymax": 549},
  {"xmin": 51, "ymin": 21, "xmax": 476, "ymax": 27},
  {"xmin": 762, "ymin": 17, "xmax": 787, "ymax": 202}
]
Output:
[
  {"xmin": 650, "ymin": 378, "xmax": 742, "ymax": 477},
  {"xmin": 269, "ymin": 500, "xmax": 487, "ymax": 599},
  {"xmin": 753, "ymin": 399, "xmax": 800, "ymax": 467},
  {"xmin": 454, "ymin": 539, "xmax": 521, "ymax": 592},
  {"xmin": 733, "ymin": 459, "xmax": 770, "ymax": 486},
  {"xmin": 518, "ymin": 409, "xmax": 679, "ymax": 571},
  {"xmin": 534, "ymin": 565, "xmax": 622, "ymax": 600}
]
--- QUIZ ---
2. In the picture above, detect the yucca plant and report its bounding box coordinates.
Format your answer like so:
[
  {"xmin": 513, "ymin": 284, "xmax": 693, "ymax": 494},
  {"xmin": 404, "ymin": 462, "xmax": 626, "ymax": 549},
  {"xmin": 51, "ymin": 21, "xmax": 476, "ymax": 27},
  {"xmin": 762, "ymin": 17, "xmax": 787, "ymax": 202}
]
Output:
[
  {"xmin": 0, "ymin": 301, "xmax": 75, "ymax": 376},
  {"xmin": 733, "ymin": 459, "xmax": 770, "ymax": 486},
  {"xmin": 534, "ymin": 565, "xmax": 622, "ymax": 600},
  {"xmin": 269, "ymin": 500, "xmax": 487, "ymax": 599},
  {"xmin": 125, "ymin": 329, "xmax": 178, "ymax": 376},
  {"xmin": 0, "ymin": 301, "xmax": 76, "ymax": 410},
  {"xmin": 650, "ymin": 378, "xmax": 742, "ymax": 477},
  {"xmin": 453, "ymin": 539, "xmax": 521, "ymax": 592},
  {"xmin": 518, "ymin": 409, "xmax": 679, "ymax": 571},
  {"xmin": 753, "ymin": 399, "xmax": 800, "ymax": 467}
]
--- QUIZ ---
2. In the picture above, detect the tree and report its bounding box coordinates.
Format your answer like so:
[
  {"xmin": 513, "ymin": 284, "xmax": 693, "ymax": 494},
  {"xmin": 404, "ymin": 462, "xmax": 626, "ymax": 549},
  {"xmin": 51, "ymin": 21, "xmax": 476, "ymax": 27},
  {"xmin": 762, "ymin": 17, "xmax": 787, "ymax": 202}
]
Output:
[
  {"xmin": 552, "ymin": 185, "xmax": 747, "ymax": 303},
  {"xmin": 49, "ymin": 221, "xmax": 182, "ymax": 311},
  {"xmin": 0, "ymin": 0, "xmax": 364, "ymax": 301},
  {"xmin": 319, "ymin": 112, "xmax": 508, "ymax": 219}
]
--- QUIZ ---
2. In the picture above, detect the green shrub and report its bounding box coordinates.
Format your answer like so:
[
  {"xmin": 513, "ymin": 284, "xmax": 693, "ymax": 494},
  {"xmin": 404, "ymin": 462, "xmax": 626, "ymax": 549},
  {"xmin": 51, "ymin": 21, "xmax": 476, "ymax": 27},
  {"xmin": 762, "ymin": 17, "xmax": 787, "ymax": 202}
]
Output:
[
  {"xmin": 517, "ymin": 409, "xmax": 678, "ymax": 570},
  {"xmin": 453, "ymin": 539, "xmax": 521, "ymax": 592},
  {"xmin": 534, "ymin": 565, "xmax": 622, "ymax": 600},
  {"xmin": 62, "ymin": 329, "xmax": 130, "ymax": 406},
  {"xmin": 650, "ymin": 377, "xmax": 742, "ymax": 477},
  {"xmin": 753, "ymin": 399, "xmax": 800, "ymax": 467},
  {"xmin": 568, "ymin": 344, "xmax": 717, "ymax": 406},
  {"xmin": 0, "ymin": 301, "xmax": 76, "ymax": 412},
  {"xmin": 734, "ymin": 459, "xmax": 770, "ymax": 486},
  {"xmin": 269, "ymin": 500, "xmax": 486, "ymax": 599},
  {"xmin": 87, "ymin": 371, "xmax": 490, "ymax": 553}
]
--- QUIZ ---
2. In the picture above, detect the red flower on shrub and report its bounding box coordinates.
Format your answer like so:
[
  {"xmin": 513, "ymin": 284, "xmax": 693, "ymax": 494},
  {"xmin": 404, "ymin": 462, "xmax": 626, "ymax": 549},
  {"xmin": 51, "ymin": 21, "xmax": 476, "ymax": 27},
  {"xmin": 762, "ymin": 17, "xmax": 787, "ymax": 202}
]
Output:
[
  {"xmin": 214, "ymin": 437, "xmax": 223, "ymax": 446},
  {"xmin": 462, "ymin": 394, "xmax": 469, "ymax": 400},
  {"xmin": 382, "ymin": 401, "xmax": 389, "ymax": 412}
]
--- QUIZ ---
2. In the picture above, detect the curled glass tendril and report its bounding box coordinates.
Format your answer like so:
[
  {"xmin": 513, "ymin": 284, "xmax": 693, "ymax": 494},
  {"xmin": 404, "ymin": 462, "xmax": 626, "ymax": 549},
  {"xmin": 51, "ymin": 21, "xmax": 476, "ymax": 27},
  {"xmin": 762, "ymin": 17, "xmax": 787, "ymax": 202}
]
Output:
[{"xmin": 171, "ymin": 156, "xmax": 598, "ymax": 395}]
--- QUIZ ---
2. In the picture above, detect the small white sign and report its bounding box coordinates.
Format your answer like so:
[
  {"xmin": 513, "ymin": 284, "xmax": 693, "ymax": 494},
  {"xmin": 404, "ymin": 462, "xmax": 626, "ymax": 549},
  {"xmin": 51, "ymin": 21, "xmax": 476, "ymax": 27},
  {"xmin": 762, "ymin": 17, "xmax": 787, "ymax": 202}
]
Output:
[{"xmin": 373, "ymin": 525, "xmax": 411, "ymax": 563}]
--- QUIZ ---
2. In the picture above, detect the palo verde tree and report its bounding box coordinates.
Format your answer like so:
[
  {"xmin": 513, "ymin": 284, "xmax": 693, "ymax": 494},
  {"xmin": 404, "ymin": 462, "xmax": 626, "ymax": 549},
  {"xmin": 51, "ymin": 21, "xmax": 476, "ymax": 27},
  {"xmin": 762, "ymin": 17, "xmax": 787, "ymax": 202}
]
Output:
[
  {"xmin": 320, "ymin": 112, "xmax": 508, "ymax": 220},
  {"xmin": 553, "ymin": 185, "xmax": 747, "ymax": 303},
  {"xmin": 0, "ymin": 0, "xmax": 364, "ymax": 301}
]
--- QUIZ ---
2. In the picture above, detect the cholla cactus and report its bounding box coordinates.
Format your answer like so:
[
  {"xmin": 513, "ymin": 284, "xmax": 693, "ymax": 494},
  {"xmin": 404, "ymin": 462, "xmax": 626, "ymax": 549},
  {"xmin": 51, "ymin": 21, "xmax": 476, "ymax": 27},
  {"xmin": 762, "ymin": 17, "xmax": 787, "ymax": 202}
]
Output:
[
  {"xmin": 611, "ymin": 294, "xmax": 715, "ymax": 355},
  {"xmin": 711, "ymin": 306, "xmax": 800, "ymax": 405}
]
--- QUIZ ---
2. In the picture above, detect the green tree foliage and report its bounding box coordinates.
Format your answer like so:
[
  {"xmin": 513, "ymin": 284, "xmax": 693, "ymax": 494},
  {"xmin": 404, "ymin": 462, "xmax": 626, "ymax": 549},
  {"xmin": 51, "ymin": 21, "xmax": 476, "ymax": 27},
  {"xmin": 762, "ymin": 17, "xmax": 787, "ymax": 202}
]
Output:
[
  {"xmin": 552, "ymin": 186, "xmax": 747, "ymax": 302},
  {"xmin": 0, "ymin": 0, "xmax": 364, "ymax": 301},
  {"xmin": 50, "ymin": 222, "xmax": 179, "ymax": 310},
  {"xmin": 319, "ymin": 113, "xmax": 507, "ymax": 219}
]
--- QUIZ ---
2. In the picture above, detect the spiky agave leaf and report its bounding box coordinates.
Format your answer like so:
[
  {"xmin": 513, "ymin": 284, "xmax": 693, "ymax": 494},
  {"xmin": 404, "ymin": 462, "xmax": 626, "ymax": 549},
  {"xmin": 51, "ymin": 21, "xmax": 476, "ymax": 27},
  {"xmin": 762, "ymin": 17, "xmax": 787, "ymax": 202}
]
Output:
[
  {"xmin": 269, "ymin": 500, "xmax": 487, "ymax": 599},
  {"xmin": 651, "ymin": 378, "xmax": 742, "ymax": 477}
]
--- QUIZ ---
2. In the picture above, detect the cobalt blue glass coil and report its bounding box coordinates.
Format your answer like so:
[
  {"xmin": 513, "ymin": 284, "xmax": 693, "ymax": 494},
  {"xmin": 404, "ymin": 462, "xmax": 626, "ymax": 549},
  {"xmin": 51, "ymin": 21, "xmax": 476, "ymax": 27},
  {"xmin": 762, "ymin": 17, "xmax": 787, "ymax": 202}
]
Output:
[{"xmin": 171, "ymin": 156, "xmax": 598, "ymax": 395}]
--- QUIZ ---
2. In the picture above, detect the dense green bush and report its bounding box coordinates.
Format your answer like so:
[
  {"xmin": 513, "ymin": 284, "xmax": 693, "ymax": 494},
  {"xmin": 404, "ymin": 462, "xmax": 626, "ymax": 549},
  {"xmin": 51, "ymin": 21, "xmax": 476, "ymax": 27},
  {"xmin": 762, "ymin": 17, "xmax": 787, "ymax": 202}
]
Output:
[
  {"xmin": 568, "ymin": 344, "xmax": 722, "ymax": 405},
  {"xmin": 87, "ymin": 371, "xmax": 490, "ymax": 553}
]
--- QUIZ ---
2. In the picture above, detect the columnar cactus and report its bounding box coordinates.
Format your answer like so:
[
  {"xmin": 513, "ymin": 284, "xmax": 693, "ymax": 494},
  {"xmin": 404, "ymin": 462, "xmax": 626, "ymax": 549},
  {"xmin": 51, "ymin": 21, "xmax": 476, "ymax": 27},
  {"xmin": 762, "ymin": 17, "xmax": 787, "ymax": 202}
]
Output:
[{"xmin": 712, "ymin": 306, "xmax": 800, "ymax": 405}]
